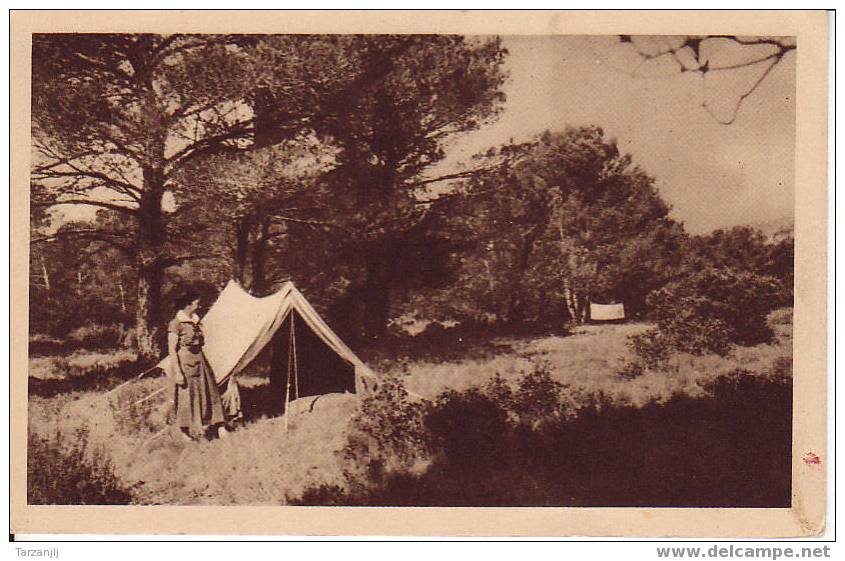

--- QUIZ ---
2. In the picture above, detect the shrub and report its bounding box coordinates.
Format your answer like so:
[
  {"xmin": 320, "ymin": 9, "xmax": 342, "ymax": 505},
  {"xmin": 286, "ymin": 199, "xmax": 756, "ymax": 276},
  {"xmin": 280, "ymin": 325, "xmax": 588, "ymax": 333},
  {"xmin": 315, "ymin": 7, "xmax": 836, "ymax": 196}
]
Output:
[
  {"xmin": 341, "ymin": 373, "xmax": 431, "ymax": 488},
  {"xmin": 509, "ymin": 367, "xmax": 582, "ymax": 427},
  {"xmin": 768, "ymin": 308, "xmax": 793, "ymax": 327},
  {"xmin": 626, "ymin": 268, "xmax": 782, "ymax": 368},
  {"xmin": 426, "ymin": 387, "xmax": 511, "ymax": 472},
  {"xmin": 30, "ymin": 293, "xmax": 130, "ymax": 338},
  {"xmin": 768, "ymin": 355, "xmax": 793, "ymax": 383},
  {"xmin": 28, "ymin": 334, "xmax": 66, "ymax": 356},
  {"xmin": 296, "ymin": 364, "xmax": 792, "ymax": 507},
  {"xmin": 615, "ymin": 360, "xmax": 645, "ymax": 380},
  {"xmin": 68, "ymin": 324, "xmax": 128, "ymax": 351},
  {"xmin": 29, "ymin": 324, "xmax": 134, "ymax": 356},
  {"xmin": 627, "ymin": 328, "xmax": 673, "ymax": 366},
  {"xmin": 290, "ymin": 484, "xmax": 352, "ymax": 506},
  {"xmin": 27, "ymin": 427, "xmax": 134, "ymax": 505},
  {"xmin": 28, "ymin": 357, "xmax": 148, "ymax": 398},
  {"xmin": 649, "ymin": 267, "xmax": 782, "ymax": 347}
]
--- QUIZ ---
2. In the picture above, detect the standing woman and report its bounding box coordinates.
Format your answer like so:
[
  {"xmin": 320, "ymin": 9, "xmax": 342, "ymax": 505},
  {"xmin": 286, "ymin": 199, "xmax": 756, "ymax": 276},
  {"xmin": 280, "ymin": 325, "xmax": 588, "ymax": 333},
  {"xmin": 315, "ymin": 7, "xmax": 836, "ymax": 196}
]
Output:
[{"xmin": 167, "ymin": 286, "xmax": 225, "ymax": 441}]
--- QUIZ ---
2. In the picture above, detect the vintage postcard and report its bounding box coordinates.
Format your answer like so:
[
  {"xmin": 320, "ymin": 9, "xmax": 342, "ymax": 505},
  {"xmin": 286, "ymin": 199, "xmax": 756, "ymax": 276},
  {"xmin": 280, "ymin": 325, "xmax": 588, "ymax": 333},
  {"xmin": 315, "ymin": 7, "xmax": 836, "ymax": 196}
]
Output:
[{"xmin": 10, "ymin": 10, "xmax": 829, "ymax": 537}]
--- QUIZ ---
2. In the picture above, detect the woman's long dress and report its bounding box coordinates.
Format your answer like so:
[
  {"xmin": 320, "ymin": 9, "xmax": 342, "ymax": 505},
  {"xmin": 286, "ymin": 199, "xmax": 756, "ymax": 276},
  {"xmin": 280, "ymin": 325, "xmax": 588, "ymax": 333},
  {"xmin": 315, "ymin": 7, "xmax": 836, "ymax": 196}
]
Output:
[{"xmin": 168, "ymin": 316, "xmax": 224, "ymax": 434}]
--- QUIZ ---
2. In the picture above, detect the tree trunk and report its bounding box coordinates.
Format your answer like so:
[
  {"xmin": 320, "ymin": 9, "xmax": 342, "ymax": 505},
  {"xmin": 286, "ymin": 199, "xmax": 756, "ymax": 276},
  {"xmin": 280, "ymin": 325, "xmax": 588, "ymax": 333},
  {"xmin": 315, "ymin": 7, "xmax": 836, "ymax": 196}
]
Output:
[
  {"xmin": 357, "ymin": 240, "xmax": 400, "ymax": 343},
  {"xmin": 134, "ymin": 163, "xmax": 167, "ymax": 361},
  {"xmin": 562, "ymin": 279, "xmax": 589, "ymax": 324},
  {"xmin": 360, "ymin": 270, "xmax": 392, "ymax": 342},
  {"xmin": 576, "ymin": 292, "xmax": 589, "ymax": 324},
  {"xmin": 135, "ymin": 262, "xmax": 163, "ymax": 360},
  {"xmin": 41, "ymin": 255, "xmax": 51, "ymax": 292},
  {"xmin": 118, "ymin": 279, "xmax": 126, "ymax": 313},
  {"xmin": 250, "ymin": 217, "xmax": 271, "ymax": 295},
  {"xmin": 234, "ymin": 216, "xmax": 252, "ymax": 288},
  {"xmin": 507, "ymin": 230, "xmax": 539, "ymax": 324}
]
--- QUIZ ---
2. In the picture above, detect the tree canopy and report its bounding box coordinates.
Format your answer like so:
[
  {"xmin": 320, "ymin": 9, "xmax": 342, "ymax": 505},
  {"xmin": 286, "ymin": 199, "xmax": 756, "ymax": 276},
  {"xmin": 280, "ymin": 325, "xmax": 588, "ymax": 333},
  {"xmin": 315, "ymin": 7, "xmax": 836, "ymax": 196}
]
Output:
[
  {"xmin": 31, "ymin": 33, "xmax": 509, "ymax": 354},
  {"xmin": 412, "ymin": 126, "xmax": 685, "ymax": 326}
]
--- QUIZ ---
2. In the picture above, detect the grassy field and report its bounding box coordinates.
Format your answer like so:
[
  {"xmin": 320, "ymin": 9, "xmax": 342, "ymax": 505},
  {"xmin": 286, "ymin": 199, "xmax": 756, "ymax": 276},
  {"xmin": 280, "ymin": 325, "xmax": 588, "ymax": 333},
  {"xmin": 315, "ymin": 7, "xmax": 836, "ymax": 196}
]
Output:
[{"xmin": 27, "ymin": 310, "xmax": 792, "ymax": 505}]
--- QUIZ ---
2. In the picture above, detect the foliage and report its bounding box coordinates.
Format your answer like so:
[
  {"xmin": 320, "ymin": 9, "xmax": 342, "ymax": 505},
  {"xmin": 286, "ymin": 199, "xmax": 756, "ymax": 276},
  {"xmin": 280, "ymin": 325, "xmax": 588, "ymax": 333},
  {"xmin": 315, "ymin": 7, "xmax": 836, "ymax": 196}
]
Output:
[
  {"xmin": 682, "ymin": 225, "xmax": 794, "ymax": 306},
  {"xmin": 30, "ymin": 324, "xmax": 134, "ymax": 357},
  {"xmin": 341, "ymin": 374, "xmax": 432, "ymax": 489},
  {"xmin": 171, "ymin": 139, "xmax": 337, "ymax": 296},
  {"xmin": 626, "ymin": 328, "xmax": 674, "ymax": 367},
  {"xmin": 653, "ymin": 266, "xmax": 781, "ymax": 348},
  {"xmin": 28, "ymin": 334, "xmax": 66, "ymax": 357},
  {"xmin": 295, "ymin": 365, "xmax": 792, "ymax": 507},
  {"xmin": 30, "ymin": 34, "xmax": 394, "ymax": 357},
  {"xmin": 417, "ymin": 126, "xmax": 684, "ymax": 327},
  {"xmin": 246, "ymin": 36, "xmax": 510, "ymax": 341},
  {"xmin": 621, "ymin": 266, "xmax": 784, "ymax": 378},
  {"xmin": 30, "ymin": 312, "xmax": 792, "ymax": 506},
  {"xmin": 29, "ymin": 219, "xmax": 135, "ymax": 337},
  {"xmin": 67, "ymin": 323, "xmax": 131, "ymax": 350},
  {"xmin": 31, "ymin": 34, "xmax": 511, "ymax": 352},
  {"xmin": 27, "ymin": 427, "xmax": 134, "ymax": 505},
  {"xmin": 28, "ymin": 357, "xmax": 147, "ymax": 398},
  {"xmin": 361, "ymin": 320, "xmax": 568, "ymax": 367}
]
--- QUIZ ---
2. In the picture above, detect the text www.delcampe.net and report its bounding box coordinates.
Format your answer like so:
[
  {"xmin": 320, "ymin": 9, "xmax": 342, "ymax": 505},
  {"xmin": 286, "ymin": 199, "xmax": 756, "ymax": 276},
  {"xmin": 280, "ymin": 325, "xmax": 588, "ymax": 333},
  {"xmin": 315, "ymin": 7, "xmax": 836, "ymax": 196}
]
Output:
[{"xmin": 656, "ymin": 546, "xmax": 832, "ymax": 560}]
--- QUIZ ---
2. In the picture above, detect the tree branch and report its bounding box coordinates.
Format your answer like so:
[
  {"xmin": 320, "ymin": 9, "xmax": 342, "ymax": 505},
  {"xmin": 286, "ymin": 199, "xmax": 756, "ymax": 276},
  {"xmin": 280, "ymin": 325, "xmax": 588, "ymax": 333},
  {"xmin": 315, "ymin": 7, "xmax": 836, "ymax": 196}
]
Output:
[
  {"xmin": 33, "ymin": 198, "xmax": 140, "ymax": 216},
  {"xmin": 164, "ymin": 121, "xmax": 255, "ymax": 173},
  {"xmin": 31, "ymin": 229, "xmax": 135, "ymax": 256},
  {"xmin": 269, "ymin": 215, "xmax": 349, "ymax": 233},
  {"xmin": 407, "ymin": 167, "xmax": 494, "ymax": 188},
  {"xmin": 701, "ymin": 55, "xmax": 784, "ymax": 125},
  {"xmin": 601, "ymin": 34, "xmax": 796, "ymax": 125},
  {"xmin": 162, "ymin": 252, "xmax": 227, "ymax": 267}
]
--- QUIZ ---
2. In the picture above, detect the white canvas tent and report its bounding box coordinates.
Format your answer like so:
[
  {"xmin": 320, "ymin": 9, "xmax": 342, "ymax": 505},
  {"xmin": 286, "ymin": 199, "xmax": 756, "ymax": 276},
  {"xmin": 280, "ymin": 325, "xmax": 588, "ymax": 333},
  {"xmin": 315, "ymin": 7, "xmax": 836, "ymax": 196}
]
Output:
[
  {"xmin": 157, "ymin": 280, "xmax": 377, "ymax": 397},
  {"xmin": 589, "ymin": 302, "xmax": 626, "ymax": 322}
]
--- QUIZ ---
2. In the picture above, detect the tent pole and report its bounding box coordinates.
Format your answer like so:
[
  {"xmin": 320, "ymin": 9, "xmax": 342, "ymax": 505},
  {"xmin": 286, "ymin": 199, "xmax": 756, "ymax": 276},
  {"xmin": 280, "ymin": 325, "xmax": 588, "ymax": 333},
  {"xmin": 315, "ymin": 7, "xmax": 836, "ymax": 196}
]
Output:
[
  {"xmin": 292, "ymin": 313, "xmax": 299, "ymax": 406},
  {"xmin": 128, "ymin": 386, "xmax": 167, "ymax": 408},
  {"xmin": 105, "ymin": 364, "xmax": 159, "ymax": 398},
  {"xmin": 284, "ymin": 314, "xmax": 294, "ymax": 434}
]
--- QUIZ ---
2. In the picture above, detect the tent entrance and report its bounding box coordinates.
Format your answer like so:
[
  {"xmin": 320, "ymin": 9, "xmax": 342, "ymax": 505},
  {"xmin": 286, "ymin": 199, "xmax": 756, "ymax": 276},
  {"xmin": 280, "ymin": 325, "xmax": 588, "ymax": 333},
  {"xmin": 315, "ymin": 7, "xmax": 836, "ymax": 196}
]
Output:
[{"xmin": 268, "ymin": 309, "xmax": 357, "ymax": 411}]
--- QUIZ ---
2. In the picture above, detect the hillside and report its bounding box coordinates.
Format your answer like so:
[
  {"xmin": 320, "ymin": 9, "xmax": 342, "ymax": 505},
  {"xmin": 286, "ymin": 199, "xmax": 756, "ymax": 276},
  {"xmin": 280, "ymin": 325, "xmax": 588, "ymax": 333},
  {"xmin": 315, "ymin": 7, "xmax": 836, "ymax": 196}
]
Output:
[{"xmin": 28, "ymin": 312, "xmax": 792, "ymax": 505}]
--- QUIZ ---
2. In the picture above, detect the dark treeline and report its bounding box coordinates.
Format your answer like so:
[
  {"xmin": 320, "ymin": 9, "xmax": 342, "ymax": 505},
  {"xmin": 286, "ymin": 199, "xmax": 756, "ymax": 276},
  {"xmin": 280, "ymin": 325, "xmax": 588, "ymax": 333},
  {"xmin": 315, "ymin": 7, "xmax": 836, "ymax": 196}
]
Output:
[{"xmin": 30, "ymin": 34, "xmax": 794, "ymax": 360}]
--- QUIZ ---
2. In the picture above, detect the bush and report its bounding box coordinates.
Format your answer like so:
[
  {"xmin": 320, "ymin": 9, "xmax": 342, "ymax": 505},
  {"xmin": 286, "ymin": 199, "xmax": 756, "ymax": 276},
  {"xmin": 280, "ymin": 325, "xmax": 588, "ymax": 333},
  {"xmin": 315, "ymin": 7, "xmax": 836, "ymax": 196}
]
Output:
[
  {"xmin": 615, "ymin": 360, "xmax": 645, "ymax": 380},
  {"xmin": 28, "ymin": 334, "xmax": 66, "ymax": 356},
  {"xmin": 29, "ymin": 324, "xmax": 133, "ymax": 356},
  {"xmin": 341, "ymin": 373, "xmax": 432, "ymax": 489},
  {"xmin": 364, "ymin": 321, "xmax": 568, "ymax": 365},
  {"xmin": 68, "ymin": 324, "xmax": 129, "ymax": 350},
  {"xmin": 295, "ymin": 361, "xmax": 791, "ymax": 507},
  {"xmin": 426, "ymin": 387, "xmax": 511, "ymax": 472},
  {"xmin": 291, "ymin": 484, "xmax": 352, "ymax": 506},
  {"xmin": 627, "ymin": 329, "xmax": 673, "ymax": 366},
  {"xmin": 30, "ymin": 293, "xmax": 130, "ymax": 338},
  {"xmin": 649, "ymin": 267, "xmax": 782, "ymax": 347},
  {"xmin": 28, "ymin": 358, "xmax": 149, "ymax": 398},
  {"xmin": 624, "ymin": 268, "xmax": 782, "ymax": 369},
  {"xmin": 27, "ymin": 428, "xmax": 134, "ymax": 505}
]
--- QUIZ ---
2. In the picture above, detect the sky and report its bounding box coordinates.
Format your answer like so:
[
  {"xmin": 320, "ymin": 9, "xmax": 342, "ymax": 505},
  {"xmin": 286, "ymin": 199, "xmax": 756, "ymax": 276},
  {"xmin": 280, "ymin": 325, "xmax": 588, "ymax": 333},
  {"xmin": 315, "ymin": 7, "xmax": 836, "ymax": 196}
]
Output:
[
  {"xmin": 436, "ymin": 35, "xmax": 796, "ymax": 234},
  {"xmin": 50, "ymin": 35, "xmax": 796, "ymax": 235}
]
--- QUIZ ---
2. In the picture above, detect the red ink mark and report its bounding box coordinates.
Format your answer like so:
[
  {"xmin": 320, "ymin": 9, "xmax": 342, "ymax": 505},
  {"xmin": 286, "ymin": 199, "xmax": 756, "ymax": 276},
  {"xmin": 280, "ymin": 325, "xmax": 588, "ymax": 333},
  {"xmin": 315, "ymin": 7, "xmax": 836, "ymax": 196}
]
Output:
[{"xmin": 803, "ymin": 452, "xmax": 821, "ymax": 465}]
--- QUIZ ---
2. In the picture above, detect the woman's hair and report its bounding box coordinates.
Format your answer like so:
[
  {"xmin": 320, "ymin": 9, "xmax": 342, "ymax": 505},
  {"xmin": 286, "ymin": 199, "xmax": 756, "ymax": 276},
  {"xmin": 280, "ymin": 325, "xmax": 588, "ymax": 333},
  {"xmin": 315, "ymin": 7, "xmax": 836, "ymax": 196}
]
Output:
[
  {"xmin": 170, "ymin": 281, "xmax": 218, "ymax": 314},
  {"xmin": 172, "ymin": 285, "xmax": 202, "ymax": 312}
]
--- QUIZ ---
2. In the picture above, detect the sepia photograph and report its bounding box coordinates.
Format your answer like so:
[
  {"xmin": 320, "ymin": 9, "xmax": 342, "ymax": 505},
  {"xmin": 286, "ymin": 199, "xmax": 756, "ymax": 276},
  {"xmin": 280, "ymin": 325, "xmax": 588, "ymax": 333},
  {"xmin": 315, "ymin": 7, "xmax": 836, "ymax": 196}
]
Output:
[{"xmin": 10, "ymin": 10, "xmax": 829, "ymax": 537}]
